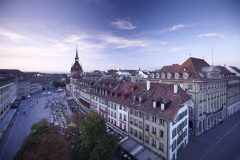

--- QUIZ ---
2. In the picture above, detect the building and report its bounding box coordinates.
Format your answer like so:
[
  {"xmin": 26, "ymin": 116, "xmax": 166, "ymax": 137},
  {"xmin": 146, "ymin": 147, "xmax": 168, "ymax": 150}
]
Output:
[
  {"xmin": 225, "ymin": 66, "xmax": 240, "ymax": 77},
  {"xmin": 149, "ymin": 57, "xmax": 229, "ymax": 136},
  {"xmin": 0, "ymin": 77, "xmax": 17, "ymax": 122},
  {"xmin": 125, "ymin": 82, "xmax": 191, "ymax": 160},
  {"xmin": 70, "ymin": 48, "xmax": 83, "ymax": 78},
  {"xmin": 69, "ymin": 52, "xmax": 192, "ymax": 159},
  {"xmin": 17, "ymin": 78, "xmax": 31, "ymax": 99}
]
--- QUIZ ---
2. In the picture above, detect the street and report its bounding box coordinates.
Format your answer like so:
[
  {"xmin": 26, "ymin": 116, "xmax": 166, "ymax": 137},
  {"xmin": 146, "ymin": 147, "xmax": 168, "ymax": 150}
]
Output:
[
  {"xmin": 0, "ymin": 91, "xmax": 70, "ymax": 160},
  {"xmin": 179, "ymin": 111, "xmax": 240, "ymax": 160}
]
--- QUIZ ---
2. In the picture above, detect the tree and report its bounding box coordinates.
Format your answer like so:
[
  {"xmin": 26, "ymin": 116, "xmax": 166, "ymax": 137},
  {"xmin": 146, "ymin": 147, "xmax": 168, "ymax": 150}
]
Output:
[
  {"xmin": 53, "ymin": 79, "xmax": 66, "ymax": 88},
  {"xmin": 74, "ymin": 112, "xmax": 118, "ymax": 160},
  {"xmin": 14, "ymin": 119, "xmax": 70, "ymax": 160}
]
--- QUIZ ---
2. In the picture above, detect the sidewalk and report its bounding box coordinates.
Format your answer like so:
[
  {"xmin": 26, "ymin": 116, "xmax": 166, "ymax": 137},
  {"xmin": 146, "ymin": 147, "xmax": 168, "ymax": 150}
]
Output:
[{"xmin": 0, "ymin": 109, "xmax": 17, "ymax": 133}]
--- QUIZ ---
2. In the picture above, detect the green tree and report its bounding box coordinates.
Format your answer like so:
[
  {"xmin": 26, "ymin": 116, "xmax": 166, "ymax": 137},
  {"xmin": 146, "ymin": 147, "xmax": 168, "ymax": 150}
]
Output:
[
  {"xmin": 14, "ymin": 119, "xmax": 70, "ymax": 160},
  {"xmin": 53, "ymin": 80, "xmax": 66, "ymax": 88},
  {"xmin": 74, "ymin": 112, "xmax": 118, "ymax": 160}
]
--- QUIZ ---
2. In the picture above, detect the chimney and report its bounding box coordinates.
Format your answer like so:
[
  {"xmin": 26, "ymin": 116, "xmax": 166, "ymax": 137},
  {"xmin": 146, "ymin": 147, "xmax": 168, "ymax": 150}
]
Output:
[
  {"xmin": 161, "ymin": 103, "xmax": 165, "ymax": 110},
  {"xmin": 147, "ymin": 80, "xmax": 150, "ymax": 90},
  {"xmin": 174, "ymin": 84, "xmax": 178, "ymax": 94}
]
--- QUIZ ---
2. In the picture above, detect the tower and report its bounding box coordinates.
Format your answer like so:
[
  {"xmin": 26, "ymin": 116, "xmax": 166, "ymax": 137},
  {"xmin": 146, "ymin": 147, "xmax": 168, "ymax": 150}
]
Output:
[
  {"xmin": 75, "ymin": 48, "xmax": 79, "ymax": 62},
  {"xmin": 71, "ymin": 47, "xmax": 83, "ymax": 78}
]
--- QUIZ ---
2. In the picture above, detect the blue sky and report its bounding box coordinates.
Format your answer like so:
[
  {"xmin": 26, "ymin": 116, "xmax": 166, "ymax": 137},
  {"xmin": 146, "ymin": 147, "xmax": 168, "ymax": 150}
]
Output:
[{"xmin": 0, "ymin": 0, "xmax": 239, "ymax": 72}]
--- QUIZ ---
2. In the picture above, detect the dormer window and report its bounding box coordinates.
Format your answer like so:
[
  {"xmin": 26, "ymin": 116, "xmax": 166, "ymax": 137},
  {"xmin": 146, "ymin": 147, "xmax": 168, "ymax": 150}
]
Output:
[
  {"xmin": 167, "ymin": 72, "xmax": 172, "ymax": 79},
  {"xmin": 183, "ymin": 72, "xmax": 189, "ymax": 79},
  {"xmin": 151, "ymin": 73, "xmax": 155, "ymax": 78},
  {"xmin": 132, "ymin": 96, "xmax": 136, "ymax": 103},
  {"xmin": 153, "ymin": 101, "xmax": 157, "ymax": 108},
  {"xmin": 174, "ymin": 72, "xmax": 180, "ymax": 79},
  {"xmin": 139, "ymin": 96, "xmax": 142, "ymax": 104},
  {"xmin": 161, "ymin": 72, "xmax": 166, "ymax": 79},
  {"xmin": 156, "ymin": 73, "xmax": 160, "ymax": 78},
  {"xmin": 161, "ymin": 103, "xmax": 165, "ymax": 110}
]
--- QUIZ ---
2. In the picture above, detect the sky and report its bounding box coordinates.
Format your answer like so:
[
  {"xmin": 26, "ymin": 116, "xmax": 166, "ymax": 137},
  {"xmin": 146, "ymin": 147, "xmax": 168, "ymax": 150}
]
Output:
[{"xmin": 0, "ymin": 0, "xmax": 239, "ymax": 73}]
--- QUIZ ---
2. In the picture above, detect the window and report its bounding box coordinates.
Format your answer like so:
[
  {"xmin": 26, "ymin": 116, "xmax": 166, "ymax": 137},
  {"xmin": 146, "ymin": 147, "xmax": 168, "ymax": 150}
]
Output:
[
  {"xmin": 159, "ymin": 118, "xmax": 164, "ymax": 126},
  {"xmin": 145, "ymin": 124, "xmax": 149, "ymax": 132},
  {"xmin": 159, "ymin": 142, "xmax": 164, "ymax": 151},
  {"xmin": 188, "ymin": 84, "xmax": 193, "ymax": 90},
  {"xmin": 130, "ymin": 109, "xmax": 133, "ymax": 115},
  {"xmin": 134, "ymin": 119, "xmax": 138, "ymax": 127},
  {"xmin": 145, "ymin": 114, "xmax": 150, "ymax": 120},
  {"xmin": 152, "ymin": 116, "xmax": 157, "ymax": 123},
  {"xmin": 119, "ymin": 105, "xmax": 122, "ymax": 110},
  {"xmin": 159, "ymin": 130, "xmax": 164, "ymax": 138},
  {"xmin": 130, "ymin": 127, "xmax": 133, "ymax": 134},
  {"xmin": 123, "ymin": 115, "xmax": 126, "ymax": 121},
  {"xmin": 172, "ymin": 140, "xmax": 176, "ymax": 151},
  {"xmin": 139, "ymin": 132, "xmax": 143, "ymax": 140},
  {"xmin": 119, "ymin": 113, "xmax": 122, "ymax": 120},
  {"xmin": 134, "ymin": 130, "xmax": 138, "ymax": 137},
  {"xmin": 134, "ymin": 111, "xmax": 138, "ymax": 117},
  {"xmin": 145, "ymin": 135, "xmax": 149, "ymax": 143},
  {"xmin": 130, "ymin": 117, "xmax": 133, "ymax": 124},
  {"xmin": 139, "ymin": 121, "xmax": 143, "ymax": 129},
  {"xmin": 152, "ymin": 127, "xmax": 156, "ymax": 135},
  {"xmin": 152, "ymin": 139, "xmax": 156, "ymax": 147},
  {"xmin": 172, "ymin": 128, "xmax": 176, "ymax": 139}
]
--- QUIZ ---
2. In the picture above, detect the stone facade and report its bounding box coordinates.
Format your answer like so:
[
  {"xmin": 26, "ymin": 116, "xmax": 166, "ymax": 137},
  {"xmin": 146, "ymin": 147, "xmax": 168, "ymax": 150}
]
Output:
[{"xmin": 0, "ymin": 77, "xmax": 17, "ymax": 122}]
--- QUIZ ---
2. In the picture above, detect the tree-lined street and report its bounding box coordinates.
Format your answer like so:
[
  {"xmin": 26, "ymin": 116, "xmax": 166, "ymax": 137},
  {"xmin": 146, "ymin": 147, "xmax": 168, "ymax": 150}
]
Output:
[{"xmin": 0, "ymin": 91, "xmax": 69, "ymax": 160}]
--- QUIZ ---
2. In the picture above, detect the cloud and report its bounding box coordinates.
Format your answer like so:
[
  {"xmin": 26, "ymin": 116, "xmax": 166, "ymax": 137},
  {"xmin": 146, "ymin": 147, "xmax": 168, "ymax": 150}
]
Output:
[
  {"xmin": 169, "ymin": 47, "xmax": 186, "ymax": 52},
  {"xmin": 0, "ymin": 28, "xmax": 28, "ymax": 41},
  {"xmin": 159, "ymin": 41, "xmax": 171, "ymax": 45},
  {"xmin": 64, "ymin": 33, "xmax": 147, "ymax": 49},
  {"xmin": 198, "ymin": 33, "xmax": 225, "ymax": 38},
  {"xmin": 159, "ymin": 24, "xmax": 189, "ymax": 33},
  {"xmin": 101, "ymin": 34, "xmax": 147, "ymax": 48},
  {"xmin": 110, "ymin": 19, "xmax": 136, "ymax": 30}
]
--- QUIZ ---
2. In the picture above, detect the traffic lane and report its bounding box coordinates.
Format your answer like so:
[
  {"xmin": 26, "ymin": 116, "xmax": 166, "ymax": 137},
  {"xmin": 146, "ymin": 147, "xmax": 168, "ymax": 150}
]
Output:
[
  {"xmin": 0, "ymin": 94, "xmax": 53, "ymax": 160},
  {"xmin": 179, "ymin": 111, "xmax": 240, "ymax": 160},
  {"xmin": 199, "ymin": 121, "xmax": 240, "ymax": 160}
]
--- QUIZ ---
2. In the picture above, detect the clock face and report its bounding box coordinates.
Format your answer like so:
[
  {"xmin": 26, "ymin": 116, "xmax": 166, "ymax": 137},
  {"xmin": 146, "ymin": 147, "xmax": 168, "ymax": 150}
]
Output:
[
  {"xmin": 167, "ymin": 72, "xmax": 172, "ymax": 79},
  {"xmin": 183, "ymin": 72, "xmax": 189, "ymax": 79},
  {"xmin": 161, "ymin": 72, "xmax": 166, "ymax": 79},
  {"xmin": 175, "ymin": 73, "xmax": 180, "ymax": 79}
]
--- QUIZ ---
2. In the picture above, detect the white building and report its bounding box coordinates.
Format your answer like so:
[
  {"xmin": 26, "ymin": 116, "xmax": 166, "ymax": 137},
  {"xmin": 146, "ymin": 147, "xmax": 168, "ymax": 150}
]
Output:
[{"xmin": 0, "ymin": 77, "xmax": 17, "ymax": 122}]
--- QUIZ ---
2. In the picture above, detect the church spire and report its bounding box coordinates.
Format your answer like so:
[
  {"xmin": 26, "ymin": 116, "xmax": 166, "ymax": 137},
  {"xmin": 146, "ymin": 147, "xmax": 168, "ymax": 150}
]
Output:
[{"xmin": 75, "ymin": 47, "xmax": 79, "ymax": 62}]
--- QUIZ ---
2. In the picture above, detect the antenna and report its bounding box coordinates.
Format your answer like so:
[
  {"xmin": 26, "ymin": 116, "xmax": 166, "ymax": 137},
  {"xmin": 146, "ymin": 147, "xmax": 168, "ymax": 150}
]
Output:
[
  {"xmin": 189, "ymin": 52, "xmax": 191, "ymax": 57},
  {"xmin": 211, "ymin": 47, "xmax": 213, "ymax": 66}
]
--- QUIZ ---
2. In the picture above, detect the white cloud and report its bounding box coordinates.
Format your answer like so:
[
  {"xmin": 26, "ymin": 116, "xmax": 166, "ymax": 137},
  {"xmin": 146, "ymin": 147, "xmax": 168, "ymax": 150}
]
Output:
[
  {"xmin": 159, "ymin": 41, "xmax": 171, "ymax": 45},
  {"xmin": 169, "ymin": 47, "xmax": 186, "ymax": 52},
  {"xmin": 198, "ymin": 33, "xmax": 225, "ymax": 38},
  {"xmin": 64, "ymin": 33, "xmax": 147, "ymax": 49},
  {"xmin": 101, "ymin": 34, "xmax": 147, "ymax": 48},
  {"xmin": 0, "ymin": 28, "xmax": 28, "ymax": 41},
  {"xmin": 159, "ymin": 24, "xmax": 189, "ymax": 33},
  {"xmin": 110, "ymin": 19, "xmax": 136, "ymax": 30}
]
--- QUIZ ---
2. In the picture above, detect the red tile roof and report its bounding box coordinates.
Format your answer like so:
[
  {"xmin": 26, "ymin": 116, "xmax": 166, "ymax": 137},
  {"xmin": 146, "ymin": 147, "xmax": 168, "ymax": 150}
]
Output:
[{"xmin": 159, "ymin": 57, "xmax": 210, "ymax": 80}]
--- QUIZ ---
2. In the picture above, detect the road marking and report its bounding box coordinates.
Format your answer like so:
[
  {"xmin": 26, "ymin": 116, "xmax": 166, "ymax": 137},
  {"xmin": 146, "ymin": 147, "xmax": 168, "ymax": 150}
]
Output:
[{"xmin": 199, "ymin": 120, "xmax": 240, "ymax": 160}]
